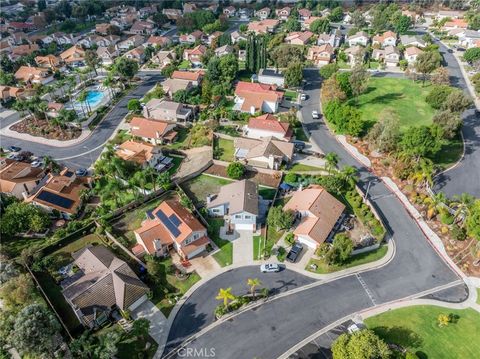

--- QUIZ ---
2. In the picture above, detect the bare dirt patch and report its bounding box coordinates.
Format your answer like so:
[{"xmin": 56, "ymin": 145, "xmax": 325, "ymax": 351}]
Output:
[
  {"xmin": 11, "ymin": 118, "xmax": 81, "ymax": 141},
  {"xmin": 204, "ymin": 164, "xmax": 282, "ymax": 188}
]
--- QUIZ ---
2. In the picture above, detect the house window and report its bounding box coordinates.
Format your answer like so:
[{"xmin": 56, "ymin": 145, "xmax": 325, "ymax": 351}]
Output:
[
  {"xmin": 245, "ymin": 215, "xmax": 251, "ymax": 219},
  {"xmin": 235, "ymin": 215, "xmax": 241, "ymax": 219},
  {"xmin": 212, "ymin": 209, "xmax": 220, "ymax": 213}
]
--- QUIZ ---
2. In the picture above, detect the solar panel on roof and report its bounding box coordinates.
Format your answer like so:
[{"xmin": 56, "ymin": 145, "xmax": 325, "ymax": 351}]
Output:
[
  {"xmin": 36, "ymin": 190, "xmax": 74, "ymax": 209},
  {"xmin": 169, "ymin": 214, "xmax": 181, "ymax": 226},
  {"xmin": 64, "ymin": 171, "xmax": 74, "ymax": 177},
  {"xmin": 156, "ymin": 209, "xmax": 181, "ymax": 237}
]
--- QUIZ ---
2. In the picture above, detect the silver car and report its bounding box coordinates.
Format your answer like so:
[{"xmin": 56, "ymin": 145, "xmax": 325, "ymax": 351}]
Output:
[
  {"xmin": 260, "ymin": 263, "xmax": 280, "ymax": 273},
  {"xmin": 312, "ymin": 111, "xmax": 319, "ymax": 119}
]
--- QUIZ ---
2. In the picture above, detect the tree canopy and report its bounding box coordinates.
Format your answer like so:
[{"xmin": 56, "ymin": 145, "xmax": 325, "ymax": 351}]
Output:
[{"xmin": 332, "ymin": 329, "xmax": 391, "ymax": 359}]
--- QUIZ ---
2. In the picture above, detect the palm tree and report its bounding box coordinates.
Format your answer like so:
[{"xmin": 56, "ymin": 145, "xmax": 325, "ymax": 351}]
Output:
[
  {"xmin": 247, "ymin": 278, "xmax": 261, "ymax": 298},
  {"xmin": 144, "ymin": 167, "xmax": 157, "ymax": 192},
  {"xmin": 216, "ymin": 287, "xmax": 235, "ymax": 308},
  {"xmin": 409, "ymin": 159, "xmax": 434, "ymax": 189},
  {"xmin": 156, "ymin": 171, "xmax": 171, "ymax": 191},
  {"xmin": 132, "ymin": 170, "xmax": 147, "ymax": 196},
  {"xmin": 339, "ymin": 165, "xmax": 357, "ymax": 189},
  {"xmin": 103, "ymin": 178, "xmax": 122, "ymax": 208},
  {"xmin": 325, "ymin": 152, "xmax": 339, "ymax": 175},
  {"xmin": 43, "ymin": 156, "xmax": 61, "ymax": 173},
  {"xmin": 451, "ymin": 193, "xmax": 474, "ymax": 226},
  {"xmin": 103, "ymin": 75, "xmax": 115, "ymax": 100},
  {"xmin": 78, "ymin": 89, "xmax": 91, "ymax": 115}
]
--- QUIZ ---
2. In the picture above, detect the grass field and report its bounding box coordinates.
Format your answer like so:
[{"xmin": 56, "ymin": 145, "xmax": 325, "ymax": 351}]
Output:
[
  {"xmin": 253, "ymin": 235, "xmax": 262, "ymax": 260},
  {"xmin": 477, "ymin": 288, "xmax": 480, "ymax": 304},
  {"xmin": 207, "ymin": 218, "xmax": 233, "ymax": 267},
  {"xmin": 165, "ymin": 127, "xmax": 190, "ymax": 150},
  {"xmin": 365, "ymin": 306, "xmax": 480, "ymax": 359},
  {"xmin": 350, "ymin": 78, "xmax": 435, "ymax": 132},
  {"xmin": 294, "ymin": 127, "xmax": 309, "ymax": 141},
  {"xmin": 214, "ymin": 138, "xmax": 235, "ymax": 162},
  {"xmin": 431, "ymin": 132, "xmax": 464, "ymax": 170},
  {"xmin": 306, "ymin": 245, "xmax": 388, "ymax": 274},
  {"xmin": 178, "ymin": 60, "xmax": 191, "ymax": 69},
  {"xmin": 181, "ymin": 174, "xmax": 233, "ymax": 207},
  {"xmin": 289, "ymin": 163, "xmax": 324, "ymax": 172}
]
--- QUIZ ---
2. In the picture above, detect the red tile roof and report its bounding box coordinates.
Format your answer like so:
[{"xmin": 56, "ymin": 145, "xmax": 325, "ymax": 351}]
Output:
[{"xmin": 248, "ymin": 114, "xmax": 292, "ymax": 138}]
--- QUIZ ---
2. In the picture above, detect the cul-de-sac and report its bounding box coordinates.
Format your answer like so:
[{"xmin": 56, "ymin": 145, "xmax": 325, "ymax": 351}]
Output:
[{"xmin": 1, "ymin": 1, "xmax": 480, "ymax": 358}]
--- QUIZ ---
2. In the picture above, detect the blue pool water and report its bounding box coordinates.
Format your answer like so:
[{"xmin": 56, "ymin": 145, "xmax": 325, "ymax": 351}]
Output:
[{"xmin": 84, "ymin": 91, "xmax": 104, "ymax": 107}]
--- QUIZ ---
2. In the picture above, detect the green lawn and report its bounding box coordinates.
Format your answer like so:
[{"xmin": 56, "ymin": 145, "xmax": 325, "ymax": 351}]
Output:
[
  {"xmin": 336, "ymin": 60, "xmax": 350, "ymax": 69},
  {"xmin": 289, "ymin": 163, "xmax": 324, "ymax": 172},
  {"xmin": 168, "ymin": 156, "xmax": 183, "ymax": 176},
  {"xmin": 1, "ymin": 236, "xmax": 47, "ymax": 258},
  {"xmin": 207, "ymin": 218, "xmax": 233, "ymax": 267},
  {"xmin": 258, "ymin": 186, "xmax": 276, "ymax": 200},
  {"xmin": 253, "ymin": 235, "xmax": 262, "ymax": 260},
  {"xmin": 430, "ymin": 132, "xmax": 464, "ymax": 170},
  {"xmin": 351, "ymin": 78, "xmax": 435, "ymax": 132},
  {"xmin": 149, "ymin": 257, "xmax": 201, "ymax": 316},
  {"xmin": 265, "ymin": 226, "xmax": 284, "ymax": 257},
  {"xmin": 306, "ymin": 245, "xmax": 388, "ymax": 274},
  {"xmin": 294, "ymin": 127, "xmax": 309, "ymax": 141},
  {"xmin": 166, "ymin": 127, "xmax": 190, "ymax": 150},
  {"xmin": 181, "ymin": 174, "xmax": 233, "ymax": 207},
  {"xmin": 214, "ymin": 138, "xmax": 235, "ymax": 162},
  {"xmin": 284, "ymin": 90, "xmax": 297, "ymax": 101},
  {"xmin": 477, "ymin": 288, "xmax": 480, "ymax": 305},
  {"xmin": 178, "ymin": 60, "xmax": 191, "ymax": 69},
  {"xmin": 365, "ymin": 306, "xmax": 480, "ymax": 359}
]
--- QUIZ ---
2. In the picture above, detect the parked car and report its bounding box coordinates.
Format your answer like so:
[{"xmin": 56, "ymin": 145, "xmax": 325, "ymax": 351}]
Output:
[
  {"xmin": 292, "ymin": 140, "xmax": 306, "ymax": 150},
  {"xmin": 347, "ymin": 323, "xmax": 365, "ymax": 334},
  {"xmin": 260, "ymin": 263, "xmax": 280, "ymax": 273},
  {"xmin": 7, "ymin": 146, "xmax": 21, "ymax": 153},
  {"xmin": 75, "ymin": 168, "xmax": 88, "ymax": 176},
  {"xmin": 31, "ymin": 160, "xmax": 43, "ymax": 168},
  {"xmin": 286, "ymin": 242, "xmax": 303, "ymax": 263},
  {"xmin": 447, "ymin": 48, "xmax": 453, "ymax": 53},
  {"xmin": 300, "ymin": 93, "xmax": 308, "ymax": 101},
  {"xmin": 312, "ymin": 111, "xmax": 319, "ymax": 119},
  {"xmin": 7, "ymin": 153, "xmax": 21, "ymax": 160}
]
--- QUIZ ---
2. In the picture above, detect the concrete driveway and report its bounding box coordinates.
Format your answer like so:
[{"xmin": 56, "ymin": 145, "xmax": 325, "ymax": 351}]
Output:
[
  {"xmin": 233, "ymin": 230, "xmax": 254, "ymax": 266},
  {"xmin": 131, "ymin": 300, "xmax": 167, "ymax": 345}
]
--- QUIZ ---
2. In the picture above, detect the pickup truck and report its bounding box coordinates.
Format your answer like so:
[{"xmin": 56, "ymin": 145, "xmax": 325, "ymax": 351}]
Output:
[{"xmin": 286, "ymin": 242, "xmax": 303, "ymax": 263}]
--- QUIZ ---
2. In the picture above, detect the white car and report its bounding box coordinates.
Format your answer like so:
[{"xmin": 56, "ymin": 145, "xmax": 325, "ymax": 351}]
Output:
[
  {"xmin": 31, "ymin": 160, "xmax": 43, "ymax": 168},
  {"xmin": 300, "ymin": 93, "xmax": 307, "ymax": 101},
  {"xmin": 347, "ymin": 323, "xmax": 365, "ymax": 334},
  {"xmin": 312, "ymin": 110, "xmax": 319, "ymax": 119},
  {"xmin": 260, "ymin": 263, "xmax": 280, "ymax": 273}
]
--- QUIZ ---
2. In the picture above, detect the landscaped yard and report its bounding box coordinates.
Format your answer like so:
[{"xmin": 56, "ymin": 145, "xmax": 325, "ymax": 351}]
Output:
[
  {"xmin": 214, "ymin": 138, "xmax": 235, "ymax": 162},
  {"xmin": 207, "ymin": 218, "xmax": 233, "ymax": 267},
  {"xmin": 1, "ymin": 236, "xmax": 47, "ymax": 258},
  {"xmin": 253, "ymin": 235, "xmax": 262, "ymax": 260},
  {"xmin": 289, "ymin": 163, "xmax": 324, "ymax": 172},
  {"xmin": 258, "ymin": 186, "xmax": 276, "ymax": 200},
  {"xmin": 306, "ymin": 245, "xmax": 388, "ymax": 274},
  {"xmin": 431, "ymin": 132, "xmax": 464, "ymax": 170},
  {"xmin": 178, "ymin": 60, "xmax": 191, "ymax": 69},
  {"xmin": 284, "ymin": 90, "xmax": 297, "ymax": 101},
  {"xmin": 294, "ymin": 127, "xmax": 309, "ymax": 141},
  {"xmin": 181, "ymin": 174, "xmax": 233, "ymax": 207},
  {"xmin": 350, "ymin": 78, "xmax": 435, "ymax": 132},
  {"xmin": 365, "ymin": 306, "xmax": 480, "ymax": 359},
  {"xmin": 149, "ymin": 257, "xmax": 201, "ymax": 316},
  {"xmin": 165, "ymin": 127, "xmax": 189, "ymax": 150}
]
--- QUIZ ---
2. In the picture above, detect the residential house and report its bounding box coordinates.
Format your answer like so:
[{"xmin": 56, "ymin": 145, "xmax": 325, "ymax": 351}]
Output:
[
  {"xmin": 137, "ymin": 5, "xmax": 157, "ymax": 18},
  {"xmin": 49, "ymin": 32, "xmax": 75, "ymax": 46},
  {"xmin": 215, "ymin": 45, "xmax": 234, "ymax": 57},
  {"xmin": 77, "ymin": 35, "xmax": 118, "ymax": 49},
  {"xmin": 231, "ymin": 31, "xmax": 247, "ymax": 44},
  {"xmin": 458, "ymin": 30, "xmax": 480, "ymax": 49},
  {"xmin": 344, "ymin": 45, "xmax": 365, "ymax": 66},
  {"xmin": 96, "ymin": 46, "xmax": 119, "ymax": 65},
  {"xmin": 150, "ymin": 50, "xmax": 176, "ymax": 68},
  {"xmin": 35, "ymin": 55, "xmax": 64, "ymax": 72},
  {"xmin": 348, "ymin": 31, "xmax": 369, "ymax": 47},
  {"xmin": 62, "ymin": 245, "xmax": 149, "ymax": 329},
  {"xmin": 161, "ymin": 78, "xmax": 192, "ymax": 97},
  {"xmin": 143, "ymin": 99, "xmax": 192, "ymax": 122},
  {"xmin": 145, "ymin": 35, "xmax": 171, "ymax": 48},
  {"xmin": 11, "ymin": 32, "xmax": 29, "ymax": 45},
  {"xmin": 96, "ymin": 23, "xmax": 114, "ymax": 35},
  {"xmin": 238, "ymin": 8, "xmax": 252, "ymax": 20},
  {"xmin": 223, "ymin": 6, "xmax": 236, "ymax": 18},
  {"xmin": 183, "ymin": 3, "xmax": 197, "ymax": 14},
  {"xmin": 133, "ymin": 199, "xmax": 210, "ymax": 259},
  {"xmin": 437, "ymin": 10, "xmax": 464, "ymax": 19},
  {"xmin": 0, "ymin": 158, "xmax": 45, "ymax": 199},
  {"xmin": 124, "ymin": 46, "xmax": 145, "ymax": 63},
  {"xmin": 307, "ymin": 44, "xmax": 334, "ymax": 66},
  {"xmin": 179, "ymin": 30, "xmax": 204, "ymax": 44},
  {"xmin": 285, "ymin": 31, "xmax": 314, "ymax": 45},
  {"xmin": 404, "ymin": 46, "xmax": 423, "ymax": 63},
  {"xmin": 115, "ymin": 140, "xmax": 164, "ymax": 169},
  {"xmin": 207, "ymin": 179, "xmax": 259, "ymax": 232},
  {"xmin": 234, "ymin": 81, "xmax": 284, "ymax": 114},
  {"xmin": 183, "ymin": 45, "xmax": 207, "ymax": 66},
  {"xmin": 372, "ymin": 46, "xmax": 400, "ymax": 67},
  {"xmin": 283, "ymin": 185, "xmax": 346, "ymax": 248},
  {"xmin": 298, "ymin": 8, "xmax": 312, "ymax": 21},
  {"xmin": 248, "ymin": 20, "xmax": 279, "ymax": 35},
  {"xmin": 162, "ymin": 8, "xmax": 182, "ymax": 21},
  {"xmin": 372, "ymin": 31, "xmax": 397, "ymax": 47},
  {"xmin": 442, "ymin": 18, "xmax": 468, "ymax": 31},
  {"xmin": 254, "ymin": 7, "xmax": 271, "ymax": 20},
  {"xmin": 400, "ymin": 35, "xmax": 426, "ymax": 48},
  {"xmin": 207, "ymin": 31, "xmax": 223, "ymax": 46},
  {"xmin": 60, "ymin": 45, "xmax": 86, "ymax": 67},
  {"xmin": 14, "ymin": 66, "xmax": 53, "ymax": 85},
  {"xmin": 257, "ymin": 68, "xmax": 285, "ymax": 87},
  {"xmin": 303, "ymin": 16, "xmax": 321, "ymax": 30},
  {"xmin": 171, "ymin": 70, "xmax": 203, "ymax": 86},
  {"xmin": 118, "ymin": 35, "xmax": 145, "ymax": 52},
  {"xmin": 130, "ymin": 20, "xmax": 156, "ymax": 35},
  {"xmin": 128, "ymin": 117, "xmax": 177, "ymax": 145},
  {"xmin": 317, "ymin": 31, "xmax": 341, "ymax": 48},
  {"xmin": 447, "ymin": 28, "xmax": 466, "ymax": 38},
  {"xmin": 243, "ymin": 113, "xmax": 292, "ymax": 141},
  {"xmin": 234, "ymin": 136, "xmax": 294, "ymax": 170},
  {"xmin": 11, "ymin": 44, "xmax": 39, "ymax": 60},
  {"xmin": 276, "ymin": 7, "xmax": 291, "ymax": 21},
  {"xmin": 0, "ymin": 86, "xmax": 25, "ymax": 102},
  {"xmin": 28, "ymin": 168, "xmax": 91, "ymax": 218}
]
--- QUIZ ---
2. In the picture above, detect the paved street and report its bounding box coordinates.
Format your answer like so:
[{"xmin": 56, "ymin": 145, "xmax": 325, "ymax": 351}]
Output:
[
  {"xmin": 163, "ymin": 69, "xmax": 464, "ymax": 359},
  {"xmin": 0, "ymin": 73, "xmax": 163, "ymax": 169}
]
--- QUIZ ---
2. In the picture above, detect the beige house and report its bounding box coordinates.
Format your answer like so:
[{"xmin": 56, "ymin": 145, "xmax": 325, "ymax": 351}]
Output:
[
  {"xmin": 285, "ymin": 31, "xmax": 314, "ymax": 45},
  {"xmin": 307, "ymin": 44, "xmax": 334, "ymax": 66},
  {"xmin": 404, "ymin": 46, "xmax": 423, "ymax": 63},
  {"xmin": 151, "ymin": 50, "xmax": 176, "ymax": 68},
  {"xmin": 128, "ymin": 116, "xmax": 177, "ymax": 145},
  {"xmin": 234, "ymin": 136, "xmax": 294, "ymax": 170},
  {"xmin": 143, "ymin": 98, "xmax": 192, "ymax": 122},
  {"xmin": 60, "ymin": 45, "xmax": 86, "ymax": 67},
  {"xmin": 14, "ymin": 66, "xmax": 54, "ymax": 85},
  {"xmin": 160, "ymin": 78, "xmax": 192, "ymax": 97},
  {"xmin": 0, "ymin": 158, "xmax": 45, "ymax": 199},
  {"xmin": 115, "ymin": 140, "xmax": 163, "ymax": 169},
  {"xmin": 344, "ymin": 45, "xmax": 365, "ymax": 66}
]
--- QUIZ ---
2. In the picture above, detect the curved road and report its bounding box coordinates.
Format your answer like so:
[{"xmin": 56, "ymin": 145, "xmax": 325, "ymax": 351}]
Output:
[
  {"xmin": 163, "ymin": 69, "xmax": 464, "ymax": 359},
  {"xmin": 0, "ymin": 74, "xmax": 163, "ymax": 169}
]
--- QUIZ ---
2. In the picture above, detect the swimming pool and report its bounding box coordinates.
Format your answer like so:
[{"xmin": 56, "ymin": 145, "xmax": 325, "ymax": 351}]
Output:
[{"xmin": 84, "ymin": 91, "xmax": 104, "ymax": 108}]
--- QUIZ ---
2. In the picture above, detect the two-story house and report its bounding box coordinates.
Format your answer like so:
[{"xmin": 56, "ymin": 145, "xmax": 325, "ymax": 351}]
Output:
[
  {"xmin": 0, "ymin": 157, "xmax": 45, "ymax": 199},
  {"xmin": 275, "ymin": 7, "xmax": 291, "ymax": 21},
  {"xmin": 115, "ymin": 140, "xmax": 163, "ymax": 169},
  {"xmin": 234, "ymin": 136, "xmax": 294, "ymax": 170},
  {"xmin": 307, "ymin": 44, "xmax": 334, "ymax": 66},
  {"xmin": 233, "ymin": 81, "xmax": 284, "ymax": 114},
  {"xmin": 207, "ymin": 179, "xmax": 259, "ymax": 232},
  {"xmin": 254, "ymin": 7, "xmax": 271, "ymax": 20},
  {"xmin": 183, "ymin": 44, "xmax": 207, "ymax": 66},
  {"xmin": 128, "ymin": 117, "xmax": 177, "ymax": 145},
  {"xmin": 372, "ymin": 31, "xmax": 397, "ymax": 47},
  {"xmin": 348, "ymin": 31, "xmax": 369, "ymax": 47},
  {"xmin": 14, "ymin": 66, "xmax": 54, "ymax": 85},
  {"xmin": 143, "ymin": 99, "xmax": 192, "ymax": 122},
  {"xmin": 60, "ymin": 45, "xmax": 86, "ymax": 67},
  {"xmin": 134, "ymin": 199, "xmax": 210, "ymax": 259}
]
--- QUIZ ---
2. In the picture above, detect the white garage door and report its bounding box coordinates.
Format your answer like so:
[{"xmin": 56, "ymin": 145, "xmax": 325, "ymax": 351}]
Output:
[
  {"xmin": 235, "ymin": 223, "xmax": 255, "ymax": 231},
  {"xmin": 297, "ymin": 235, "xmax": 318, "ymax": 249}
]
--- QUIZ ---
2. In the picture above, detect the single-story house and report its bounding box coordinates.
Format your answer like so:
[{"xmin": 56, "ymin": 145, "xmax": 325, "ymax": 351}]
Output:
[
  {"xmin": 234, "ymin": 136, "xmax": 294, "ymax": 170},
  {"xmin": 143, "ymin": 98, "xmax": 192, "ymax": 122},
  {"xmin": 400, "ymin": 35, "xmax": 426, "ymax": 48},
  {"xmin": 115, "ymin": 140, "xmax": 163, "ymax": 169},
  {"xmin": 243, "ymin": 113, "xmax": 292, "ymax": 141},
  {"xmin": 248, "ymin": 19, "xmax": 279, "ymax": 35},
  {"xmin": 257, "ymin": 68, "xmax": 284, "ymax": 87},
  {"xmin": 128, "ymin": 116, "xmax": 177, "ymax": 145},
  {"xmin": 285, "ymin": 31, "xmax": 314, "ymax": 45}
]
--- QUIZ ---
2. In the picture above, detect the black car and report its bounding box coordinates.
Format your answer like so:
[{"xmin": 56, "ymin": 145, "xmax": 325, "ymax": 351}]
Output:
[
  {"xmin": 293, "ymin": 140, "xmax": 306, "ymax": 150},
  {"xmin": 75, "ymin": 168, "xmax": 88, "ymax": 176},
  {"xmin": 286, "ymin": 242, "xmax": 303, "ymax": 263},
  {"xmin": 447, "ymin": 49, "xmax": 453, "ymax": 53},
  {"xmin": 7, "ymin": 146, "xmax": 21, "ymax": 153}
]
